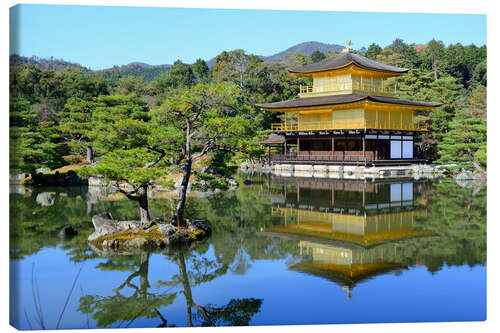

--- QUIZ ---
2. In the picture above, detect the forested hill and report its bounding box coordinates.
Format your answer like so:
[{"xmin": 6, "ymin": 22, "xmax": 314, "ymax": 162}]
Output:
[
  {"xmin": 94, "ymin": 63, "xmax": 171, "ymax": 82},
  {"xmin": 9, "ymin": 54, "xmax": 88, "ymax": 72},
  {"xmin": 10, "ymin": 41, "xmax": 344, "ymax": 80}
]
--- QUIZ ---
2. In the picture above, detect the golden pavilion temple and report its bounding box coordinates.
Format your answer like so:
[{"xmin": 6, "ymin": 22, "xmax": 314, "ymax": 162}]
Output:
[{"xmin": 257, "ymin": 43, "xmax": 442, "ymax": 166}]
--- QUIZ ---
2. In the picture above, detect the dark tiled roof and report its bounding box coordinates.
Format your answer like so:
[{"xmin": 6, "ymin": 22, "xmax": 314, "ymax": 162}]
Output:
[
  {"xmin": 369, "ymin": 95, "xmax": 442, "ymax": 107},
  {"xmin": 260, "ymin": 135, "xmax": 285, "ymax": 145},
  {"xmin": 256, "ymin": 94, "xmax": 442, "ymax": 109},
  {"xmin": 289, "ymin": 52, "xmax": 409, "ymax": 74}
]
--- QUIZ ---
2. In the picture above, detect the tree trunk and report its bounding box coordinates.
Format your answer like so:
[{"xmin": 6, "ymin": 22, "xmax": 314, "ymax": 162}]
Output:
[
  {"xmin": 172, "ymin": 120, "xmax": 192, "ymax": 227},
  {"xmin": 173, "ymin": 158, "xmax": 192, "ymax": 227},
  {"xmin": 177, "ymin": 252, "xmax": 194, "ymax": 327},
  {"xmin": 139, "ymin": 252, "xmax": 150, "ymax": 295},
  {"xmin": 86, "ymin": 146, "xmax": 94, "ymax": 163},
  {"xmin": 138, "ymin": 185, "xmax": 151, "ymax": 223}
]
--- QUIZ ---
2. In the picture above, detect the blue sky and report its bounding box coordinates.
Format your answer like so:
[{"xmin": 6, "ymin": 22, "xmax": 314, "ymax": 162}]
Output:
[{"xmin": 10, "ymin": 4, "xmax": 486, "ymax": 70}]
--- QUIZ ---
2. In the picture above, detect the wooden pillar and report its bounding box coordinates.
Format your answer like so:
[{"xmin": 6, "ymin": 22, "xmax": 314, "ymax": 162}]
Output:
[
  {"xmin": 362, "ymin": 135, "xmax": 366, "ymax": 161},
  {"xmin": 284, "ymin": 140, "xmax": 287, "ymax": 156},
  {"xmin": 297, "ymin": 137, "xmax": 300, "ymax": 156},
  {"xmin": 268, "ymin": 145, "xmax": 271, "ymax": 164},
  {"xmin": 331, "ymin": 136, "xmax": 335, "ymax": 160}
]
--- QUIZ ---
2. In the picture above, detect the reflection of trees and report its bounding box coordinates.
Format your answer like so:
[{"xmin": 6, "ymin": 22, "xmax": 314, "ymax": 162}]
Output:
[
  {"xmin": 11, "ymin": 175, "xmax": 487, "ymax": 327},
  {"xmin": 78, "ymin": 253, "xmax": 177, "ymax": 328},
  {"xmin": 396, "ymin": 179, "xmax": 486, "ymax": 272},
  {"xmin": 78, "ymin": 249, "xmax": 262, "ymax": 328},
  {"xmin": 173, "ymin": 251, "xmax": 262, "ymax": 327},
  {"xmin": 9, "ymin": 186, "xmax": 174, "ymax": 260},
  {"xmin": 259, "ymin": 176, "xmax": 486, "ymax": 275},
  {"xmin": 10, "ymin": 187, "xmax": 94, "ymax": 260}
]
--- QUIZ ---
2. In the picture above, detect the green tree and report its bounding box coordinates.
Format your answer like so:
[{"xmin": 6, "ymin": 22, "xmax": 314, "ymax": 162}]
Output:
[
  {"xmin": 58, "ymin": 97, "xmax": 95, "ymax": 162},
  {"xmin": 112, "ymin": 75, "xmax": 147, "ymax": 96},
  {"xmin": 192, "ymin": 58, "xmax": 210, "ymax": 83},
  {"xmin": 310, "ymin": 50, "xmax": 326, "ymax": 63},
  {"xmin": 150, "ymin": 60, "xmax": 195, "ymax": 95},
  {"xmin": 284, "ymin": 52, "xmax": 311, "ymax": 67},
  {"xmin": 79, "ymin": 95, "xmax": 167, "ymax": 222},
  {"xmin": 420, "ymin": 39, "xmax": 446, "ymax": 80},
  {"xmin": 10, "ymin": 98, "xmax": 67, "ymax": 174},
  {"xmin": 364, "ymin": 43, "xmax": 382, "ymax": 60},
  {"xmin": 471, "ymin": 59, "xmax": 487, "ymax": 87},
  {"xmin": 211, "ymin": 49, "xmax": 263, "ymax": 89},
  {"xmin": 437, "ymin": 109, "xmax": 486, "ymax": 171},
  {"xmin": 154, "ymin": 82, "xmax": 249, "ymax": 226}
]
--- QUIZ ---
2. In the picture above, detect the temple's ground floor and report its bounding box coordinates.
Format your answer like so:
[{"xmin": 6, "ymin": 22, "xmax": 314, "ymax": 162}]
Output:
[
  {"xmin": 271, "ymin": 163, "xmax": 443, "ymax": 180},
  {"xmin": 262, "ymin": 130, "xmax": 425, "ymax": 166}
]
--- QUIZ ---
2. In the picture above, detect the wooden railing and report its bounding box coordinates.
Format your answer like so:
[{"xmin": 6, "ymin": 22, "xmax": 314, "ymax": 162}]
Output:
[
  {"xmin": 271, "ymin": 152, "xmax": 375, "ymax": 162},
  {"xmin": 299, "ymin": 81, "xmax": 396, "ymax": 98},
  {"xmin": 270, "ymin": 120, "xmax": 428, "ymax": 132}
]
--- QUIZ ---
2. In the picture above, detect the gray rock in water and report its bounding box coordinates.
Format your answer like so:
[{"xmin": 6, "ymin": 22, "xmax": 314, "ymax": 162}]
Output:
[
  {"xmin": 89, "ymin": 212, "xmax": 119, "ymax": 241},
  {"xmin": 88, "ymin": 174, "xmax": 107, "ymax": 187},
  {"xmin": 89, "ymin": 212, "xmax": 145, "ymax": 241},
  {"xmin": 117, "ymin": 220, "xmax": 143, "ymax": 231},
  {"xmin": 157, "ymin": 223, "xmax": 177, "ymax": 237}
]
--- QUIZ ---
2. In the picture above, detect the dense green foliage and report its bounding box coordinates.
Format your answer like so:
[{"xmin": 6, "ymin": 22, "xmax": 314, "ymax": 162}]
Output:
[
  {"xmin": 10, "ymin": 38, "xmax": 487, "ymax": 177},
  {"xmin": 10, "ymin": 98, "xmax": 68, "ymax": 173}
]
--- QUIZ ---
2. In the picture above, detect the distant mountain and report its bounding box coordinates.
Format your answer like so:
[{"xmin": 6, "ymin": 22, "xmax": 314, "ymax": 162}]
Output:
[
  {"xmin": 263, "ymin": 41, "xmax": 345, "ymax": 62},
  {"xmin": 206, "ymin": 41, "xmax": 345, "ymax": 67}
]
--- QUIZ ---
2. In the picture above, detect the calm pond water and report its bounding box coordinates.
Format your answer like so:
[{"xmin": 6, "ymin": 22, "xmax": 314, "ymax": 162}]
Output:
[{"xmin": 10, "ymin": 174, "xmax": 486, "ymax": 329}]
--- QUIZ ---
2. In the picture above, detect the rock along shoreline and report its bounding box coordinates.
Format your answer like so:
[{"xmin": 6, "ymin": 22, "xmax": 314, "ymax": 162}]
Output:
[{"xmin": 89, "ymin": 212, "xmax": 211, "ymax": 250}]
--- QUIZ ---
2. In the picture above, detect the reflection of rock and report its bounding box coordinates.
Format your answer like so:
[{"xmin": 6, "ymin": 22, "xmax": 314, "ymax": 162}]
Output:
[
  {"xmin": 87, "ymin": 185, "xmax": 108, "ymax": 203},
  {"xmin": 188, "ymin": 219, "xmax": 211, "ymax": 234},
  {"xmin": 36, "ymin": 192, "xmax": 55, "ymax": 206},
  {"xmin": 455, "ymin": 170, "xmax": 486, "ymax": 181},
  {"xmin": 89, "ymin": 212, "xmax": 211, "ymax": 249},
  {"xmin": 88, "ymin": 174, "xmax": 107, "ymax": 186},
  {"xmin": 455, "ymin": 178, "xmax": 487, "ymax": 189},
  {"xmin": 9, "ymin": 185, "xmax": 30, "ymax": 195},
  {"xmin": 9, "ymin": 173, "xmax": 28, "ymax": 184},
  {"xmin": 59, "ymin": 225, "xmax": 78, "ymax": 238}
]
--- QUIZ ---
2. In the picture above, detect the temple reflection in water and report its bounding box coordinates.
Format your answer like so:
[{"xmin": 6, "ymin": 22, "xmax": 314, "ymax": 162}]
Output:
[{"xmin": 261, "ymin": 175, "xmax": 435, "ymax": 298}]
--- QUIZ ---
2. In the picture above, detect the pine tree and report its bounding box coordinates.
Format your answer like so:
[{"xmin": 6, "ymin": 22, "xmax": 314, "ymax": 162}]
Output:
[
  {"xmin": 10, "ymin": 98, "xmax": 67, "ymax": 174},
  {"xmin": 437, "ymin": 109, "xmax": 486, "ymax": 172},
  {"xmin": 78, "ymin": 95, "xmax": 166, "ymax": 223}
]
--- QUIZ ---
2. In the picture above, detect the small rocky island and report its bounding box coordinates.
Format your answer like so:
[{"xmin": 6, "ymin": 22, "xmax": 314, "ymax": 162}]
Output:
[{"xmin": 89, "ymin": 212, "xmax": 211, "ymax": 250}]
